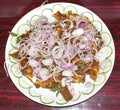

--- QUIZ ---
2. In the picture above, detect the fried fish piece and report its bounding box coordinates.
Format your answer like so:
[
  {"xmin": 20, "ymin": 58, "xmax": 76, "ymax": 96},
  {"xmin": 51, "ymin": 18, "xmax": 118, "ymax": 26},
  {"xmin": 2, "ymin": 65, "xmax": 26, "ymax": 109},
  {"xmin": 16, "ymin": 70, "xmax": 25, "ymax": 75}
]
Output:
[
  {"xmin": 53, "ymin": 11, "xmax": 68, "ymax": 21},
  {"xmin": 72, "ymin": 75, "xmax": 85, "ymax": 83},
  {"xmin": 34, "ymin": 77, "xmax": 59, "ymax": 89},
  {"xmin": 60, "ymin": 86, "xmax": 73, "ymax": 101},
  {"xmin": 86, "ymin": 60, "xmax": 100, "ymax": 81},
  {"xmin": 21, "ymin": 64, "xmax": 33, "ymax": 76},
  {"xmin": 9, "ymin": 51, "xmax": 19, "ymax": 59},
  {"xmin": 21, "ymin": 64, "xmax": 59, "ymax": 89}
]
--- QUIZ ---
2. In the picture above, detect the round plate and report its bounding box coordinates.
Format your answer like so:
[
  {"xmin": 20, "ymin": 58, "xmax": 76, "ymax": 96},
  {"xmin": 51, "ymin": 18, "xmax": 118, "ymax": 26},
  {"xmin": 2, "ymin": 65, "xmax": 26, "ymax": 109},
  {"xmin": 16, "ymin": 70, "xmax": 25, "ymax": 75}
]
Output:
[{"xmin": 5, "ymin": 2, "xmax": 115, "ymax": 107}]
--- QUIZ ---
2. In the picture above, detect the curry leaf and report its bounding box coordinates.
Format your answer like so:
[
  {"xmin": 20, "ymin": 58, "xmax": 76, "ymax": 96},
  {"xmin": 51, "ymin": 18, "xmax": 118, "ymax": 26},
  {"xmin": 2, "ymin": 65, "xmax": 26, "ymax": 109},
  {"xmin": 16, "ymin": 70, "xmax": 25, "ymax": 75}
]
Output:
[
  {"xmin": 8, "ymin": 31, "xmax": 18, "ymax": 36},
  {"xmin": 78, "ymin": 60, "xmax": 86, "ymax": 70},
  {"xmin": 16, "ymin": 34, "xmax": 26, "ymax": 43},
  {"xmin": 51, "ymin": 83, "xmax": 61, "ymax": 92},
  {"xmin": 56, "ymin": 91, "xmax": 60, "ymax": 97}
]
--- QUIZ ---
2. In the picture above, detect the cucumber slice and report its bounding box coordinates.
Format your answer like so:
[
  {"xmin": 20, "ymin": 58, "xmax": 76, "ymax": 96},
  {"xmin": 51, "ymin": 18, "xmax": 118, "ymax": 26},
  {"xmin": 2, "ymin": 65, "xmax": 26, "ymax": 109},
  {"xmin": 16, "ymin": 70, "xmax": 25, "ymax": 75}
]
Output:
[
  {"xmin": 17, "ymin": 24, "xmax": 30, "ymax": 35},
  {"xmin": 72, "ymin": 91, "xmax": 81, "ymax": 101},
  {"xmin": 82, "ymin": 82, "xmax": 94, "ymax": 95},
  {"xmin": 11, "ymin": 63, "xmax": 22, "ymax": 78},
  {"xmin": 56, "ymin": 98, "xmax": 68, "ymax": 105},
  {"xmin": 29, "ymin": 87, "xmax": 40, "ymax": 97},
  {"xmin": 30, "ymin": 15, "xmax": 40, "ymax": 26},
  {"xmin": 82, "ymin": 12, "xmax": 94, "ymax": 22},
  {"xmin": 40, "ymin": 95, "xmax": 54, "ymax": 104},
  {"xmin": 101, "ymin": 32, "xmax": 111, "ymax": 45},
  {"xmin": 9, "ymin": 49, "xmax": 18, "ymax": 64},
  {"xmin": 100, "ymin": 59, "xmax": 112, "ymax": 73},
  {"xmin": 10, "ymin": 36, "xmax": 19, "ymax": 49},
  {"xmin": 41, "ymin": 8, "xmax": 53, "ymax": 16},
  {"xmin": 64, "ymin": 5, "xmax": 78, "ymax": 14},
  {"xmin": 52, "ymin": 4, "xmax": 64, "ymax": 13},
  {"xmin": 41, "ymin": 8, "xmax": 55, "ymax": 22},
  {"xmin": 19, "ymin": 76, "xmax": 31, "ymax": 89},
  {"xmin": 93, "ymin": 20, "xmax": 102, "ymax": 32},
  {"xmin": 94, "ymin": 73, "xmax": 106, "ymax": 86},
  {"xmin": 95, "ymin": 46, "xmax": 113, "ymax": 62},
  {"xmin": 105, "ymin": 46, "xmax": 113, "ymax": 58},
  {"xmin": 102, "ymin": 46, "xmax": 113, "ymax": 59}
]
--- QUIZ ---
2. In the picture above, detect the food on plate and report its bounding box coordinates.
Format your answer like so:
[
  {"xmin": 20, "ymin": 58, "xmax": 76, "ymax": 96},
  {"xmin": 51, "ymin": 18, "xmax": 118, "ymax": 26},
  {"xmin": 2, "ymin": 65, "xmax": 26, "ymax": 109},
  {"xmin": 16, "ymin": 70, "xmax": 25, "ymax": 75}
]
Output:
[{"xmin": 10, "ymin": 11, "xmax": 104, "ymax": 101}]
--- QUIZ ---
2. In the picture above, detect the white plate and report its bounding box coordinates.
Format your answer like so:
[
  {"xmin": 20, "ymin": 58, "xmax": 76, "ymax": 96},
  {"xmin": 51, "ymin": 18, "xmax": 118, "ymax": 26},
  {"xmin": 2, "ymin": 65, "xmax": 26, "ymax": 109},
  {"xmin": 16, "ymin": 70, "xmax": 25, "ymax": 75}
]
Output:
[{"xmin": 5, "ymin": 2, "xmax": 115, "ymax": 106}]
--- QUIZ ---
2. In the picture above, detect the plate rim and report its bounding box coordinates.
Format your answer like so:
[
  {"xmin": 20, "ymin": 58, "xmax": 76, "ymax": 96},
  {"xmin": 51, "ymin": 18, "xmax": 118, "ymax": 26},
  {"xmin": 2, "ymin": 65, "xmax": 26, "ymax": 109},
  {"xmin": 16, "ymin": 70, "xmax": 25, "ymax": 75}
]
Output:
[{"xmin": 5, "ymin": 2, "xmax": 115, "ymax": 107}]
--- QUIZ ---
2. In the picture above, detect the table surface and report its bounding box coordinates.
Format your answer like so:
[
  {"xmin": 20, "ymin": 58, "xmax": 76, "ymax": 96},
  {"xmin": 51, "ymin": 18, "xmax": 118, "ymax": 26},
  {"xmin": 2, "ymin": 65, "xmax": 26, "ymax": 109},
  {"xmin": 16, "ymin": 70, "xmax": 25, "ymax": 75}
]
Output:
[{"xmin": 0, "ymin": 0, "xmax": 120, "ymax": 110}]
